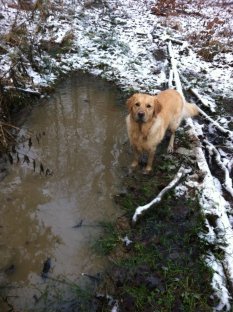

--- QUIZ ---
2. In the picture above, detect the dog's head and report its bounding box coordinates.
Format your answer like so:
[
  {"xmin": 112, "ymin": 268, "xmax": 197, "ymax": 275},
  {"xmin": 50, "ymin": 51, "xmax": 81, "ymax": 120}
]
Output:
[{"xmin": 126, "ymin": 93, "xmax": 161, "ymax": 123}]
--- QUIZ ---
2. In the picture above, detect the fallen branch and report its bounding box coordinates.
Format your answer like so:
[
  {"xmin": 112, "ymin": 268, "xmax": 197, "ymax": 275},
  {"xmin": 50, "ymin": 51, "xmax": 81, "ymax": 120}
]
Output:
[
  {"xmin": 205, "ymin": 253, "xmax": 231, "ymax": 312},
  {"xmin": 159, "ymin": 32, "xmax": 186, "ymax": 45},
  {"xmin": 4, "ymin": 86, "xmax": 41, "ymax": 96},
  {"xmin": 204, "ymin": 139, "xmax": 233, "ymax": 198},
  {"xmin": 227, "ymin": 157, "xmax": 233, "ymax": 173},
  {"xmin": 167, "ymin": 37, "xmax": 185, "ymax": 45},
  {"xmin": 168, "ymin": 69, "xmax": 174, "ymax": 89},
  {"xmin": 180, "ymin": 72, "xmax": 232, "ymax": 136},
  {"xmin": 132, "ymin": 166, "xmax": 188, "ymax": 224},
  {"xmin": 198, "ymin": 106, "xmax": 232, "ymax": 136},
  {"xmin": 168, "ymin": 40, "xmax": 233, "ymax": 308},
  {"xmin": 168, "ymin": 41, "xmax": 183, "ymax": 96},
  {"xmin": 189, "ymin": 87, "xmax": 216, "ymax": 112}
]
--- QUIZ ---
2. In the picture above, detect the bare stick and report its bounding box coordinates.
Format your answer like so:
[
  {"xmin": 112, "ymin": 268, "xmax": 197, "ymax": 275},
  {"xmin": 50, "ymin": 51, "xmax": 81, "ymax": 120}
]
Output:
[{"xmin": 132, "ymin": 166, "xmax": 188, "ymax": 223}]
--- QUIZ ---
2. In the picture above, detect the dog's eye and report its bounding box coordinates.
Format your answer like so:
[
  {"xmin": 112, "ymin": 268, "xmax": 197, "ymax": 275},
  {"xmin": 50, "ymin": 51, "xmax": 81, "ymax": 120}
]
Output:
[
  {"xmin": 146, "ymin": 104, "xmax": 152, "ymax": 108},
  {"xmin": 135, "ymin": 102, "xmax": 140, "ymax": 107}
]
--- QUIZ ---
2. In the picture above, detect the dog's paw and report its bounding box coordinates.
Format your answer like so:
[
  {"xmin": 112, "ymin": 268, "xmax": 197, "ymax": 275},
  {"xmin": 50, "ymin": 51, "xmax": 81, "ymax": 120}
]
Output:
[
  {"xmin": 167, "ymin": 145, "xmax": 174, "ymax": 153},
  {"xmin": 131, "ymin": 161, "xmax": 138, "ymax": 168},
  {"xmin": 143, "ymin": 166, "xmax": 152, "ymax": 175}
]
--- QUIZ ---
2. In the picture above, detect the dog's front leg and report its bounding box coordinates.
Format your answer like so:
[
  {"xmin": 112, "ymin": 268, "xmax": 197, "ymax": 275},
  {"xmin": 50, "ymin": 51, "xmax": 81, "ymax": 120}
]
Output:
[
  {"xmin": 131, "ymin": 147, "xmax": 140, "ymax": 168},
  {"xmin": 145, "ymin": 148, "xmax": 156, "ymax": 173}
]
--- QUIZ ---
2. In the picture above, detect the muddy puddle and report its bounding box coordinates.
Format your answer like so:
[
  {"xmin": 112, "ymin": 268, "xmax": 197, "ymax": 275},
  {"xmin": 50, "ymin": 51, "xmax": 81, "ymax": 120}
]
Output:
[{"xmin": 0, "ymin": 73, "xmax": 129, "ymax": 310}]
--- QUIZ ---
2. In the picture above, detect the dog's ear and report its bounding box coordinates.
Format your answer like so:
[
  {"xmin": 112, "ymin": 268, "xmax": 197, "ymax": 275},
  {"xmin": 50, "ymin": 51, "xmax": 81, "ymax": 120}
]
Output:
[
  {"xmin": 153, "ymin": 97, "xmax": 162, "ymax": 116},
  {"xmin": 126, "ymin": 94, "xmax": 136, "ymax": 111}
]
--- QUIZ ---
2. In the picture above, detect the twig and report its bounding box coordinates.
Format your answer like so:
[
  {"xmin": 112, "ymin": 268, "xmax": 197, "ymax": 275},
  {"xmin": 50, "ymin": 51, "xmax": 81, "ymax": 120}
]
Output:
[
  {"xmin": 0, "ymin": 61, "xmax": 21, "ymax": 82},
  {"xmin": 132, "ymin": 166, "xmax": 188, "ymax": 224},
  {"xmin": 0, "ymin": 121, "xmax": 21, "ymax": 131},
  {"xmin": 3, "ymin": 128, "xmax": 17, "ymax": 141},
  {"xmin": 81, "ymin": 272, "xmax": 101, "ymax": 282},
  {"xmin": 0, "ymin": 124, "xmax": 7, "ymax": 147}
]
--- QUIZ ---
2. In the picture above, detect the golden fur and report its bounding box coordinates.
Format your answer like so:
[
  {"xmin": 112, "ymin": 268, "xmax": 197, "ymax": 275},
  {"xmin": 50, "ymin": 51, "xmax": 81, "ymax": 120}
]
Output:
[{"xmin": 126, "ymin": 89, "xmax": 199, "ymax": 173}]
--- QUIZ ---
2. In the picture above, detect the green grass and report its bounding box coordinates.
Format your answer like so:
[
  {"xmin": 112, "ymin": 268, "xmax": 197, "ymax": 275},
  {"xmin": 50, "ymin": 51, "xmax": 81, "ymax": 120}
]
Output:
[
  {"xmin": 94, "ymin": 150, "xmax": 215, "ymax": 311},
  {"xmin": 92, "ymin": 221, "xmax": 120, "ymax": 255}
]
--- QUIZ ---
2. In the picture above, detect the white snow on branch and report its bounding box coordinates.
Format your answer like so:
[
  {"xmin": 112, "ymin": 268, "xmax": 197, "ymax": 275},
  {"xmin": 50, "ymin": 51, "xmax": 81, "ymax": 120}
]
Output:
[
  {"xmin": 168, "ymin": 41, "xmax": 233, "ymax": 310},
  {"xmin": 198, "ymin": 107, "xmax": 232, "ymax": 136},
  {"xmin": 169, "ymin": 41, "xmax": 232, "ymax": 137},
  {"xmin": 132, "ymin": 166, "xmax": 190, "ymax": 223},
  {"xmin": 204, "ymin": 139, "xmax": 233, "ymax": 198},
  {"xmin": 4, "ymin": 86, "xmax": 41, "ymax": 95},
  {"xmin": 205, "ymin": 253, "xmax": 232, "ymax": 312},
  {"xmin": 190, "ymin": 88, "xmax": 216, "ymax": 112}
]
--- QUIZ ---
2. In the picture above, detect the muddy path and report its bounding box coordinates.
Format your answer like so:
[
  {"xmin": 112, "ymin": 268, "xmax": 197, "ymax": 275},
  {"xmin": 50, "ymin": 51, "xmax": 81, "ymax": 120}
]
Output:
[{"xmin": 0, "ymin": 72, "xmax": 129, "ymax": 311}]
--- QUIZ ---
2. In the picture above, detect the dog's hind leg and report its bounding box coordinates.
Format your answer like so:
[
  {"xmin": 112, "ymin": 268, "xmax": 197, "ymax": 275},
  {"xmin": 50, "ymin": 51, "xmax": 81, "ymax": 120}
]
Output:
[{"xmin": 168, "ymin": 117, "xmax": 182, "ymax": 153}]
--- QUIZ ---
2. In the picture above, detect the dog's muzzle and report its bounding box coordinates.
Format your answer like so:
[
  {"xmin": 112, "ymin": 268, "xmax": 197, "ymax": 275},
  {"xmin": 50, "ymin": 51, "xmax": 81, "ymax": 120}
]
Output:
[{"xmin": 137, "ymin": 111, "xmax": 145, "ymax": 122}]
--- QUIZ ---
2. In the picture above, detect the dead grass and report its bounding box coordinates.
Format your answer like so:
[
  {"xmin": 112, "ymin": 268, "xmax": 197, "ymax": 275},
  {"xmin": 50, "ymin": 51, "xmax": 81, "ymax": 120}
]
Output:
[
  {"xmin": 0, "ymin": 0, "xmax": 76, "ymax": 151},
  {"xmin": 152, "ymin": 0, "xmax": 233, "ymax": 61}
]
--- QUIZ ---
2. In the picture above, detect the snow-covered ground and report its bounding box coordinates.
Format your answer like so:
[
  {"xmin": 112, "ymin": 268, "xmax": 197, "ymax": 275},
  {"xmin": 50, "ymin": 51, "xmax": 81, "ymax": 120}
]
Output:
[{"xmin": 0, "ymin": 0, "xmax": 233, "ymax": 310}]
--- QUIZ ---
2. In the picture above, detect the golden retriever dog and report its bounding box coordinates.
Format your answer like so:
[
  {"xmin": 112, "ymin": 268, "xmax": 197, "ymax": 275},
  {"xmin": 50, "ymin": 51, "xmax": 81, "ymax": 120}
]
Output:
[{"xmin": 126, "ymin": 89, "xmax": 199, "ymax": 173}]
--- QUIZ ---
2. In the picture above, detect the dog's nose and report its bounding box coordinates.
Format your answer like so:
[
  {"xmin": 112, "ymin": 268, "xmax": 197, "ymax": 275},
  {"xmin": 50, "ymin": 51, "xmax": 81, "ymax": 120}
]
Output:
[{"xmin": 138, "ymin": 111, "xmax": 145, "ymax": 120}]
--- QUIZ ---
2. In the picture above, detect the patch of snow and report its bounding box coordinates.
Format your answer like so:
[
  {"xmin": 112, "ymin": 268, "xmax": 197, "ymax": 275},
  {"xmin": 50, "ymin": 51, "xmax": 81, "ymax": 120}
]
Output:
[
  {"xmin": 205, "ymin": 253, "xmax": 232, "ymax": 312},
  {"xmin": 121, "ymin": 235, "xmax": 133, "ymax": 246},
  {"xmin": 175, "ymin": 184, "xmax": 188, "ymax": 197}
]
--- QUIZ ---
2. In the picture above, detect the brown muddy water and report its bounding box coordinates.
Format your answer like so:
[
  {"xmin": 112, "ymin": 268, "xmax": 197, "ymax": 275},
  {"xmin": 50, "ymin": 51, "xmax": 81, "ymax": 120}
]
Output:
[{"xmin": 0, "ymin": 73, "xmax": 129, "ymax": 310}]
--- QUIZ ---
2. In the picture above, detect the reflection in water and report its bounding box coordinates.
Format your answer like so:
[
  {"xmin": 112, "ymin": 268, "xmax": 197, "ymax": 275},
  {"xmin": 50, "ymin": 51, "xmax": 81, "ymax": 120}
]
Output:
[{"xmin": 0, "ymin": 73, "xmax": 129, "ymax": 310}]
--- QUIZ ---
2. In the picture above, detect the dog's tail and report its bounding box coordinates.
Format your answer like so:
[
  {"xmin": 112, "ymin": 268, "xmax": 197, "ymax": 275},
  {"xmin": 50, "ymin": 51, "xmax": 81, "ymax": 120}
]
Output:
[{"xmin": 183, "ymin": 102, "xmax": 199, "ymax": 118}]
